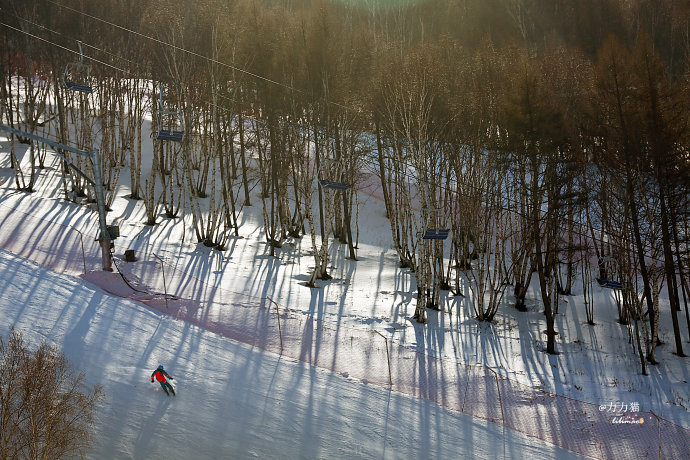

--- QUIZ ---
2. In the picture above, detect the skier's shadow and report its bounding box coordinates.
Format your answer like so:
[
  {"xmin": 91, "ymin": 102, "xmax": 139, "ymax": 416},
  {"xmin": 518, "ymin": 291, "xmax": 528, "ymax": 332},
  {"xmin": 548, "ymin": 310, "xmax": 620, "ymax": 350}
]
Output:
[{"xmin": 133, "ymin": 394, "xmax": 172, "ymax": 456}]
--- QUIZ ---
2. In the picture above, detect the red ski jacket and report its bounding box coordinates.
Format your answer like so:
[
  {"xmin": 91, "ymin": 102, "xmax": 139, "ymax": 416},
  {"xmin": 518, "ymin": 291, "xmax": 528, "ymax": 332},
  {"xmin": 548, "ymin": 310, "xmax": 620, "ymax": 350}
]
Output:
[{"xmin": 151, "ymin": 369, "xmax": 172, "ymax": 383}]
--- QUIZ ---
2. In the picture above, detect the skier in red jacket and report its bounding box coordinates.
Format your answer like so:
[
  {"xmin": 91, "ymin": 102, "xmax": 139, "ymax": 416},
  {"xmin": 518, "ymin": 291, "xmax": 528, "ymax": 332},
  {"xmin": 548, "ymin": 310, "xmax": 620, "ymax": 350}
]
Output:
[{"xmin": 151, "ymin": 365, "xmax": 175, "ymax": 396}]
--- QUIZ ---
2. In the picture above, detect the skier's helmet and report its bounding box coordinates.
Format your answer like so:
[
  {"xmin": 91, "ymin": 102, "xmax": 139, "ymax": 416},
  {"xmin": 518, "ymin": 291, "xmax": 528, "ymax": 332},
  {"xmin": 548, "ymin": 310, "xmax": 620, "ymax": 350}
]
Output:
[{"xmin": 158, "ymin": 365, "xmax": 164, "ymax": 370}]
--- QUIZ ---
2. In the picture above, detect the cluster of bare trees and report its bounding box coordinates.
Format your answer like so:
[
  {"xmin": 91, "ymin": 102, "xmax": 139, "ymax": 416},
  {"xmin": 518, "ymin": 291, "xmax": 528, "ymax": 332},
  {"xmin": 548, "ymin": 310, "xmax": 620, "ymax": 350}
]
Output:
[
  {"xmin": 0, "ymin": 329, "xmax": 103, "ymax": 459},
  {"xmin": 1, "ymin": 0, "xmax": 688, "ymax": 367}
]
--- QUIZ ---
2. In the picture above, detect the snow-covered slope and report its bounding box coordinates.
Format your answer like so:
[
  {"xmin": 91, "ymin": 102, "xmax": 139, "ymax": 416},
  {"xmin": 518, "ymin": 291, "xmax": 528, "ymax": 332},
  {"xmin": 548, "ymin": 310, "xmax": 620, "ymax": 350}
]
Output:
[
  {"xmin": 0, "ymin": 248, "xmax": 586, "ymax": 459},
  {"xmin": 1, "ymin": 131, "xmax": 687, "ymax": 429}
]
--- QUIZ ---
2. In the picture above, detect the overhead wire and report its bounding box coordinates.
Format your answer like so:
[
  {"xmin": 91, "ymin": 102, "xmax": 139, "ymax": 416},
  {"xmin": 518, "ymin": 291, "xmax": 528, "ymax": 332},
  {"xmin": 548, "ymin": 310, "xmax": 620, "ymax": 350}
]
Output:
[
  {"xmin": 44, "ymin": 0, "xmax": 351, "ymax": 113},
  {"xmin": 0, "ymin": 20, "xmax": 127, "ymax": 75},
  {"xmin": 0, "ymin": 12, "xmax": 247, "ymax": 112},
  {"xmin": 0, "ymin": 22, "xmax": 114, "ymax": 152},
  {"xmin": 0, "ymin": 15, "xmax": 252, "ymax": 152},
  {"xmin": 6, "ymin": 13, "xmax": 125, "ymax": 67}
]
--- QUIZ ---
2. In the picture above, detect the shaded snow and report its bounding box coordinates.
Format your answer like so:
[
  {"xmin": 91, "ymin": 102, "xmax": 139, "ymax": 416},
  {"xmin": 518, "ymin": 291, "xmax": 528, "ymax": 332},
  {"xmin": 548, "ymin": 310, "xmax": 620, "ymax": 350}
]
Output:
[{"xmin": 0, "ymin": 248, "xmax": 585, "ymax": 459}]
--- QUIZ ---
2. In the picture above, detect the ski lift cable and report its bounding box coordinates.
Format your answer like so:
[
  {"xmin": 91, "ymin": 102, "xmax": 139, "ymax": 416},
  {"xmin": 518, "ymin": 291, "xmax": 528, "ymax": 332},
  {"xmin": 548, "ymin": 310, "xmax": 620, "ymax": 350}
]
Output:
[
  {"xmin": 0, "ymin": 14, "xmax": 247, "ymax": 113},
  {"xmin": 0, "ymin": 19, "xmax": 266, "ymax": 158},
  {"xmin": 12, "ymin": 10, "xmax": 314, "ymax": 116},
  {"xmin": 0, "ymin": 21, "xmax": 126, "ymax": 152},
  {"xmin": 45, "ymin": 0, "xmax": 351, "ymax": 114},
  {"xmin": 0, "ymin": 19, "xmax": 247, "ymax": 143},
  {"xmin": 0, "ymin": 21, "xmax": 127, "ymax": 75},
  {"xmin": 10, "ymin": 13, "xmax": 136, "ymax": 71},
  {"xmin": 5, "ymin": 14, "xmax": 438, "ymax": 184},
  {"xmin": 1, "ymin": 7, "xmax": 248, "ymax": 109}
]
